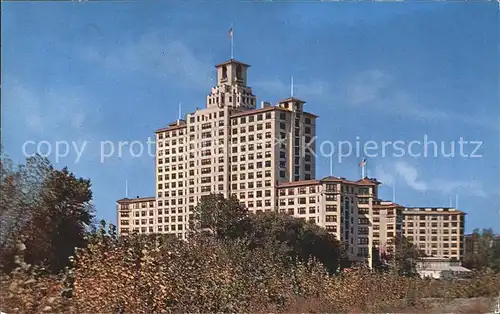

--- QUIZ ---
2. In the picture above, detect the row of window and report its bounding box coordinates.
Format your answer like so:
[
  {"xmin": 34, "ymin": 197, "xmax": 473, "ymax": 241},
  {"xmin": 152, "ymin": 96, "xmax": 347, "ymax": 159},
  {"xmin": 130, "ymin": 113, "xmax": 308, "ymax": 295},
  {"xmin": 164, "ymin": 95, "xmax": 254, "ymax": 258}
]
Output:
[
  {"xmin": 128, "ymin": 208, "xmax": 192, "ymax": 217},
  {"xmin": 408, "ymin": 236, "xmax": 461, "ymax": 242},
  {"xmin": 278, "ymin": 196, "xmax": 318, "ymax": 205},
  {"xmin": 124, "ymin": 215, "xmax": 186, "ymax": 225},
  {"xmin": 119, "ymin": 201, "xmax": 155, "ymax": 210},
  {"xmin": 232, "ymin": 112, "xmax": 272, "ymax": 125},
  {"xmin": 405, "ymin": 229, "xmax": 460, "ymax": 234},
  {"xmin": 238, "ymin": 190, "xmax": 272, "ymax": 198},
  {"xmin": 406, "ymin": 222, "xmax": 460, "ymax": 227},
  {"xmin": 240, "ymin": 200, "xmax": 273, "ymax": 207},
  {"xmin": 404, "ymin": 215, "xmax": 460, "ymax": 220},
  {"xmin": 157, "ymin": 128, "xmax": 185, "ymax": 140},
  {"xmin": 232, "ymin": 123, "xmax": 272, "ymax": 134},
  {"xmin": 188, "ymin": 110, "xmax": 225, "ymax": 124}
]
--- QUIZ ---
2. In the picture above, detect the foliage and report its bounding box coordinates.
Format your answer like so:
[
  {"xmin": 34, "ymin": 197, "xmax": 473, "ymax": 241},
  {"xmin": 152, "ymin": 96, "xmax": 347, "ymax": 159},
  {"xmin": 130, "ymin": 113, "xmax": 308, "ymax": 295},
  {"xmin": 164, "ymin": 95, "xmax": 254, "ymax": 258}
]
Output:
[
  {"xmin": 1, "ymin": 158, "xmax": 498, "ymax": 312},
  {"xmin": 190, "ymin": 193, "xmax": 248, "ymax": 238},
  {"xmin": 0, "ymin": 154, "xmax": 95, "ymax": 273},
  {"xmin": 463, "ymin": 228, "xmax": 500, "ymax": 273},
  {"xmin": 1, "ymin": 225, "xmax": 499, "ymax": 313},
  {"xmin": 375, "ymin": 235, "xmax": 425, "ymax": 277},
  {"xmin": 191, "ymin": 193, "xmax": 347, "ymax": 274}
]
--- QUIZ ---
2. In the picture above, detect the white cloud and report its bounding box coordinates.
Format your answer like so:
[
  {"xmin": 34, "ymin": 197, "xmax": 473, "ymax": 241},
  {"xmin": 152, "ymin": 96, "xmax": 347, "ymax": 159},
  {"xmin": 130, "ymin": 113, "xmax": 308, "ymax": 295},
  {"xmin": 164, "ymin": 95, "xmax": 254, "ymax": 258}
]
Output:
[
  {"xmin": 3, "ymin": 77, "xmax": 101, "ymax": 138},
  {"xmin": 375, "ymin": 164, "xmax": 395, "ymax": 186},
  {"xmin": 253, "ymin": 70, "xmax": 497, "ymax": 130},
  {"xmin": 344, "ymin": 69, "xmax": 390, "ymax": 105},
  {"xmin": 377, "ymin": 161, "xmax": 487, "ymax": 199},
  {"xmin": 344, "ymin": 70, "xmax": 499, "ymax": 130},
  {"xmin": 80, "ymin": 30, "xmax": 214, "ymax": 91},
  {"xmin": 394, "ymin": 161, "xmax": 428, "ymax": 191}
]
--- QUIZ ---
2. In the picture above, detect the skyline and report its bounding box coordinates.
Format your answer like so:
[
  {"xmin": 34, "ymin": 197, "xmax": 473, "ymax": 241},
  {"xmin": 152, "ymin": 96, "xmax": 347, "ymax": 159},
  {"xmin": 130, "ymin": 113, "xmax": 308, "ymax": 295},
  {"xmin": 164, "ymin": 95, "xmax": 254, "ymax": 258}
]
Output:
[{"xmin": 2, "ymin": 2, "xmax": 499, "ymax": 232}]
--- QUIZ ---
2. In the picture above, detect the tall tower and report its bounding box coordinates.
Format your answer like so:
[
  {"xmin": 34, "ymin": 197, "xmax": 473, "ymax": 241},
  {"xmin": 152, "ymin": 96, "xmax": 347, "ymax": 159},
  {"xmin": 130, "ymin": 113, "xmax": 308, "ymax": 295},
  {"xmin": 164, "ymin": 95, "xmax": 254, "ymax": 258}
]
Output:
[
  {"xmin": 207, "ymin": 59, "xmax": 257, "ymax": 110},
  {"xmin": 275, "ymin": 97, "xmax": 317, "ymax": 183}
]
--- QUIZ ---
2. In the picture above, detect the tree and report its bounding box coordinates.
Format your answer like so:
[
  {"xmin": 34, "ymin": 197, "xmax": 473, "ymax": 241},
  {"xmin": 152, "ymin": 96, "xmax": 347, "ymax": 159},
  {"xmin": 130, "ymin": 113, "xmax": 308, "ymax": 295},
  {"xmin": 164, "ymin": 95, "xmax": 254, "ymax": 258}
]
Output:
[
  {"xmin": 377, "ymin": 235, "xmax": 423, "ymax": 277},
  {"xmin": 0, "ymin": 154, "xmax": 95, "ymax": 273},
  {"xmin": 0, "ymin": 154, "xmax": 52, "ymax": 250},
  {"xmin": 245, "ymin": 212, "xmax": 346, "ymax": 274},
  {"xmin": 463, "ymin": 228, "xmax": 500, "ymax": 272},
  {"xmin": 190, "ymin": 193, "xmax": 249, "ymax": 238},
  {"xmin": 190, "ymin": 194, "xmax": 346, "ymax": 274}
]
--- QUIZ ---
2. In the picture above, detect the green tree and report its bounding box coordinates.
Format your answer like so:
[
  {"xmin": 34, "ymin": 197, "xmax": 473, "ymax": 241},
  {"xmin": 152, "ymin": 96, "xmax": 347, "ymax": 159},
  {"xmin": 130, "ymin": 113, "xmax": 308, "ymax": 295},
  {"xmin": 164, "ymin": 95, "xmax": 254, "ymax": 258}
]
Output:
[
  {"xmin": 245, "ymin": 212, "xmax": 346, "ymax": 274},
  {"xmin": 190, "ymin": 194, "xmax": 346, "ymax": 274},
  {"xmin": 190, "ymin": 193, "xmax": 249, "ymax": 238},
  {"xmin": 0, "ymin": 154, "xmax": 94, "ymax": 273}
]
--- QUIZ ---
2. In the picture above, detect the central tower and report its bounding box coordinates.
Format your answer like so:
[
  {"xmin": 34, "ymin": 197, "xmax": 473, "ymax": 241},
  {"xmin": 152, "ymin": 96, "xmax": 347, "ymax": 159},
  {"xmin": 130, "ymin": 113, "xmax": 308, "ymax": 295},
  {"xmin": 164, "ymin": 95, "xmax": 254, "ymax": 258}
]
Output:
[{"xmin": 206, "ymin": 59, "xmax": 256, "ymax": 110}]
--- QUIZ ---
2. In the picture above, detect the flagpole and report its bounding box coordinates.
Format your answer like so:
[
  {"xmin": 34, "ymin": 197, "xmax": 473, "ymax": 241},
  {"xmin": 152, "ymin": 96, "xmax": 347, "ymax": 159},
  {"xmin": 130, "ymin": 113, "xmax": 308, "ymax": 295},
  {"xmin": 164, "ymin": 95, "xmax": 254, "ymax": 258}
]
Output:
[
  {"xmin": 230, "ymin": 23, "xmax": 234, "ymax": 59},
  {"xmin": 125, "ymin": 180, "xmax": 129, "ymax": 198}
]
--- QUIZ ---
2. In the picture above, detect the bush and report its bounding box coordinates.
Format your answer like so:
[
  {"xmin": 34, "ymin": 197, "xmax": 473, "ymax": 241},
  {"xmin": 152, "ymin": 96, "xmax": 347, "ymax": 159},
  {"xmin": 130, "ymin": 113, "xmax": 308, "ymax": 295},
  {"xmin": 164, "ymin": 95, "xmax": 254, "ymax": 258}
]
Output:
[{"xmin": 1, "ymin": 224, "xmax": 499, "ymax": 313}]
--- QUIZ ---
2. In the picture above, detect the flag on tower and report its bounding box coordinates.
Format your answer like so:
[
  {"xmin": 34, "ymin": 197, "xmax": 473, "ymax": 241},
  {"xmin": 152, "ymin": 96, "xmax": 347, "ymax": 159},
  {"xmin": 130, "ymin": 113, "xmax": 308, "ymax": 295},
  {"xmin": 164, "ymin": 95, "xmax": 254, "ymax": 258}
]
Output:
[
  {"xmin": 228, "ymin": 27, "xmax": 233, "ymax": 38},
  {"xmin": 360, "ymin": 158, "xmax": 366, "ymax": 168}
]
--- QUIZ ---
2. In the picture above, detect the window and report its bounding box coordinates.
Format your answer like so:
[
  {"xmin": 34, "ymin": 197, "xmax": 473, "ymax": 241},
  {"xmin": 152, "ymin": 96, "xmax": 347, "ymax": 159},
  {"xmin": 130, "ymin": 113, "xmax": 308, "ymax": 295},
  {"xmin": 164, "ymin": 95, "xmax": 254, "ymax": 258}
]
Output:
[
  {"xmin": 326, "ymin": 215, "xmax": 337, "ymax": 222},
  {"xmin": 326, "ymin": 205, "xmax": 337, "ymax": 212}
]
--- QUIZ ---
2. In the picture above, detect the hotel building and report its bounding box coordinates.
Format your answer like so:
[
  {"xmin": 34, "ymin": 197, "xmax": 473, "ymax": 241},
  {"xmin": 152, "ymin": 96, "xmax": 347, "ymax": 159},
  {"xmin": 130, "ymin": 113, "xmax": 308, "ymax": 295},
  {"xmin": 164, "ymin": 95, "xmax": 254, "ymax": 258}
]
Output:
[
  {"xmin": 115, "ymin": 57, "xmax": 380, "ymax": 265},
  {"xmin": 116, "ymin": 56, "xmax": 467, "ymax": 266},
  {"xmin": 402, "ymin": 207, "xmax": 465, "ymax": 260},
  {"xmin": 372, "ymin": 200, "xmax": 404, "ymax": 257}
]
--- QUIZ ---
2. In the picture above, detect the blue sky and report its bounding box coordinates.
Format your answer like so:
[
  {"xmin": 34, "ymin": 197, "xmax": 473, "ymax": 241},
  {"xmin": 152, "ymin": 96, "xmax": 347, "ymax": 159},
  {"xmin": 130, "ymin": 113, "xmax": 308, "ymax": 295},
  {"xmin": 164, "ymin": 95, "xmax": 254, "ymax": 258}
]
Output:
[{"xmin": 2, "ymin": 2, "xmax": 499, "ymax": 232}]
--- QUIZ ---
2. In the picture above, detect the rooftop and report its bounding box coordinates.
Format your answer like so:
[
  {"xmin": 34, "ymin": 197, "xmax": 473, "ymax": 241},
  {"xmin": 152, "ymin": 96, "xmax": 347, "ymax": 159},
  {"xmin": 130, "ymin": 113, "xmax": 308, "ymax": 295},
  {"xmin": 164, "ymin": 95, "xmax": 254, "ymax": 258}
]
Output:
[
  {"xmin": 215, "ymin": 59, "xmax": 251, "ymax": 68},
  {"xmin": 155, "ymin": 120, "xmax": 187, "ymax": 133},
  {"xmin": 403, "ymin": 207, "xmax": 465, "ymax": 214},
  {"xmin": 117, "ymin": 196, "xmax": 155, "ymax": 204},
  {"xmin": 277, "ymin": 180, "xmax": 321, "ymax": 188},
  {"xmin": 277, "ymin": 176, "xmax": 381, "ymax": 188},
  {"xmin": 278, "ymin": 97, "xmax": 306, "ymax": 104}
]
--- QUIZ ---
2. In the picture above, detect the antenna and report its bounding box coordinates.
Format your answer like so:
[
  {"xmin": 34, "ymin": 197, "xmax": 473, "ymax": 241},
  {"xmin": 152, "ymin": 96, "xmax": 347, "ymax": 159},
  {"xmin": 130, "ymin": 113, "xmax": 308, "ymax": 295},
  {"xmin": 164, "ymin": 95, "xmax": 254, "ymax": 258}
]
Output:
[
  {"xmin": 178, "ymin": 102, "xmax": 182, "ymax": 121},
  {"xmin": 329, "ymin": 155, "xmax": 333, "ymax": 176},
  {"xmin": 455, "ymin": 194, "xmax": 459, "ymax": 209},
  {"xmin": 291, "ymin": 76, "xmax": 294, "ymax": 97},
  {"xmin": 125, "ymin": 180, "xmax": 129, "ymax": 198},
  {"xmin": 392, "ymin": 184, "xmax": 396, "ymax": 203}
]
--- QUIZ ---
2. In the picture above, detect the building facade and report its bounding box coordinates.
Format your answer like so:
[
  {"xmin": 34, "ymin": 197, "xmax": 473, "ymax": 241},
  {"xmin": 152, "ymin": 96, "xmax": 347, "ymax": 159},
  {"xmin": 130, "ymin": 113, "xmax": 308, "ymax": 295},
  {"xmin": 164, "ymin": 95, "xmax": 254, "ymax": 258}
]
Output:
[
  {"xmin": 117, "ymin": 59, "xmax": 318, "ymax": 238},
  {"xmin": 402, "ymin": 207, "xmax": 465, "ymax": 260},
  {"xmin": 275, "ymin": 176, "xmax": 380, "ymax": 264},
  {"xmin": 116, "ymin": 56, "xmax": 467, "ymax": 267},
  {"xmin": 117, "ymin": 196, "xmax": 156, "ymax": 235},
  {"xmin": 465, "ymin": 232, "xmax": 500, "ymax": 255},
  {"xmin": 372, "ymin": 200, "xmax": 404, "ymax": 257}
]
